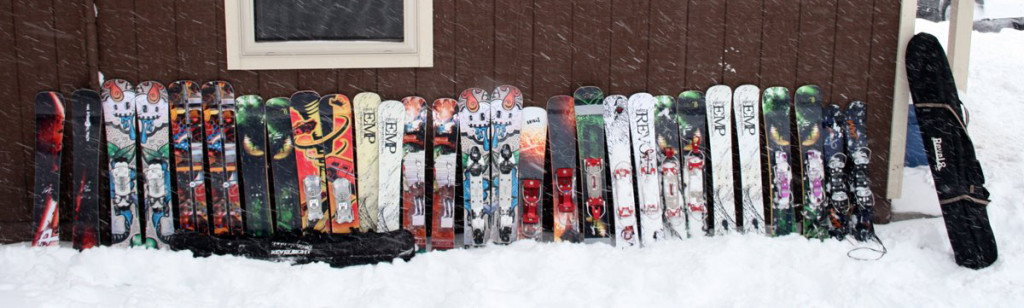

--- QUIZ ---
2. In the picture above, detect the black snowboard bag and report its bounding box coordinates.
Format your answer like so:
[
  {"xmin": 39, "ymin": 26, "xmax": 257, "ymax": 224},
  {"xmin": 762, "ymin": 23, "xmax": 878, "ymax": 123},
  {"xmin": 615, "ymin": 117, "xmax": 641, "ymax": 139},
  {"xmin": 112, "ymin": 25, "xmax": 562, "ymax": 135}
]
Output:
[
  {"xmin": 168, "ymin": 230, "xmax": 416, "ymax": 268},
  {"xmin": 906, "ymin": 33, "xmax": 997, "ymax": 269}
]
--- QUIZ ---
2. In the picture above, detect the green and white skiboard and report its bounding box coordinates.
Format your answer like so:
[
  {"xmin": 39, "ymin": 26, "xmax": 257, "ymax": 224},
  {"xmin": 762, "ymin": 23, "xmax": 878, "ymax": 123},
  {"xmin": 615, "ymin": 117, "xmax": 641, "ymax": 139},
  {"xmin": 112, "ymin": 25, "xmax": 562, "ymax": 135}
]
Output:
[
  {"xmin": 574, "ymin": 86, "xmax": 611, "ymax": 243},
  {"xmin": 795, "ymin": 85, "xmax": 827, "ymax": 239}
]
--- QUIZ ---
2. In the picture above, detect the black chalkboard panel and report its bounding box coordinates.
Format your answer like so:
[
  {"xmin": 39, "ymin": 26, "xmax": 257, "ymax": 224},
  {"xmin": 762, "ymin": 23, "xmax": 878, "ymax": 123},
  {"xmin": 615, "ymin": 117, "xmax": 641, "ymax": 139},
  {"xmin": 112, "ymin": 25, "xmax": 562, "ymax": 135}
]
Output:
[{"xmin": 254, "ymin": 0, "xmax": 404, "ymax": 42}]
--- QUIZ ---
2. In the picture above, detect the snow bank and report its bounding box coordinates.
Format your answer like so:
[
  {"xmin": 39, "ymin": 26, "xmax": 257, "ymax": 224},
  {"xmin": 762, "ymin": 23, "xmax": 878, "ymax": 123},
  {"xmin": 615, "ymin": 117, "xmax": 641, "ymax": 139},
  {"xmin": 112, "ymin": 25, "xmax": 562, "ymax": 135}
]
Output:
[{"xmin": 2, "ymin": 21, "xmax": 1023, "ymax": 306}]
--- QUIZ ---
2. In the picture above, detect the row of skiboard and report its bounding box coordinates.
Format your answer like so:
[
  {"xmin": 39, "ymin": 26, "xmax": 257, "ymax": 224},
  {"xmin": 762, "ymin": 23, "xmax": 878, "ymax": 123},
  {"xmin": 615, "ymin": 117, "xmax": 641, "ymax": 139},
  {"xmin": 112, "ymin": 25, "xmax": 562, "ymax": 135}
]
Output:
[{"xmin": 30, "ymin": 80, "xmax": 875, "ymax": 252}]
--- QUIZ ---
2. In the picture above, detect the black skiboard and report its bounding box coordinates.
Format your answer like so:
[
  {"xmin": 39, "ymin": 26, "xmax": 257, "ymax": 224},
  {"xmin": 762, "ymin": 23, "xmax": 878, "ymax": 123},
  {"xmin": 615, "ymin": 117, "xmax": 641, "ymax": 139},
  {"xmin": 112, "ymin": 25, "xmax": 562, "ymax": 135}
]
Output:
[
  {"xmin": 32, "ymin": 91, "xmax": 66, "ymax": 247},
  {"xmin": 844, "ymin": 101, "xmax": 874, "ymax": 242},
  {"xmin": 822, "ymin": 104, "xmax": 850, "ymax": 239},
  {"xmin": 906, "ymin": 32, "xmax": 996, "ymax": 269},
  {"xmin": 266, "ymin": 97, "xmax": 303, "ymax": 233},
  {"xmin": 547, "ymin": 95, "xmax": 583, "ymax": 243},
  {"xmin": 71, "ymin": 89, "xmax": 102, "ymax": 250},
  {"xmin": 238, "ymin": 95, "xmax": 273, "ymax": 236}
]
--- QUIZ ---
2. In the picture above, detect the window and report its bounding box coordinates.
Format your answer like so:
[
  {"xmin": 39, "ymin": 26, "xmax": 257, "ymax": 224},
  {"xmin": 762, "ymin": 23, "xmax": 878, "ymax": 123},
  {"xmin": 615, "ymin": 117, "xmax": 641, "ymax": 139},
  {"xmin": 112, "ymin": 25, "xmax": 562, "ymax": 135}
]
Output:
[{"xmin": 225, "ymin": 0, "xmax": 433, "ymax": 70}]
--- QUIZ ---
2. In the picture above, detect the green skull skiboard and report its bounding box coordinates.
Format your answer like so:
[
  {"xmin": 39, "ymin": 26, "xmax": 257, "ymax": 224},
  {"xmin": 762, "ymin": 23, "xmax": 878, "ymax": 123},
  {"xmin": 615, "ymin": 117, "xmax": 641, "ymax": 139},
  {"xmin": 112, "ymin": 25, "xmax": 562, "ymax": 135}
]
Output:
[
  {"xmin": 762, "ymin": 87, "xmax": 795, "ymax": 236},
  {"xmin": 655, "ymin": 95, "xmax": 685, "ymax": 240},
  {"xmin": 794, "ymin": 85, "xmax": 827, "ymax": 239},
  {"xmin": 237, "ymin": 95, "xmax": 273, "ymax": 236},
  {"xmin": 266, "ymin": 97, "xmax": 302, "ymax": 233}
]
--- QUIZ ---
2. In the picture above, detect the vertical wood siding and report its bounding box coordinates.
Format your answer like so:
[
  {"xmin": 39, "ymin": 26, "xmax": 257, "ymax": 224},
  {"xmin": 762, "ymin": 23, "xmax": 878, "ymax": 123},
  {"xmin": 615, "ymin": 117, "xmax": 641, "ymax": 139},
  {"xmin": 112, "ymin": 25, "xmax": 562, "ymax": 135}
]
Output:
[{"xmin": 0, "ymin": 0, "xmax": 902, "ymax": 241}]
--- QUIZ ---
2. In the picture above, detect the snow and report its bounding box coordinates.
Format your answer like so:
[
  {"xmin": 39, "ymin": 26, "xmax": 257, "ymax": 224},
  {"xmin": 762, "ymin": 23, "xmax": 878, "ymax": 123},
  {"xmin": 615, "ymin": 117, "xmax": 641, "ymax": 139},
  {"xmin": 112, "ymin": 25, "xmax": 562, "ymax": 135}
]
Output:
[{"xmin": 3, "ymin": 21, "xmax": 1024, "ymax": 307}]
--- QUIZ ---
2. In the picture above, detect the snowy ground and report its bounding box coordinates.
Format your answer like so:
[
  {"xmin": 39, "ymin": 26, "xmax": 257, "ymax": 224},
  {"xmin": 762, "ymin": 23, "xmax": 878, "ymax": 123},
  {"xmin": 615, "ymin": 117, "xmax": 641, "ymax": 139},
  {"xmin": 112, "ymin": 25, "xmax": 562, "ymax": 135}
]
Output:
[{"xmin": 2, "ymin": 21, "xmax": 1023, "ymax": 307}]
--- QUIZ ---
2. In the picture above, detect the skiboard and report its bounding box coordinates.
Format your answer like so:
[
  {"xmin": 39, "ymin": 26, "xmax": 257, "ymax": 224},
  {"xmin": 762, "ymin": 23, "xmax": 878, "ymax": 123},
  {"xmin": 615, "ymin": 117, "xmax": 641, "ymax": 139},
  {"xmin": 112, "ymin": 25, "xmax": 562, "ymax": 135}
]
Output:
[
  {"xmin": 32, "ymin": 91, "xmax": 65, "ymax": 247},
  {"xmin": 548, "ymin": 95, "xmax": 582, "ymax": 243},
  {"xmin": 103, "ymin": 79, "xmax": 142, "ymax": 247},
  {"xmin": 677, "ymin": 91, "xmax": 710, "ymax": 237},
  {"xmin": 203, "ymin": 81, "xmax": 242, "ymax": 236},
  {"xmin": 459, "ymin": 88, "xmax": 492, "ymax": 246},
  {"xmin": 627, "ymin": 93, "xmax": 663, "ymax": 244},
  {"xmin": 762, "ymin": 87, "xmax": 795, "ymax": 236},
  {"xmin": 845, "ymin": 101, "xmax": 875, "ymax": 241},
  {"xmin": 266, "ymin": 97, "xmax": 303, "ymax": 233},
  {"xmin": 655, "ymin": 95, "xmax": 685, "ymax": 240},
  {"xmin": 289, "ymin": 90, "xmax": 329, "ymax": 233},
  {"xmin": 377, "ymin": 99, "xmax": 405, "ymax": 232},
  {"xmin": 136, "ymin": 81, "xmax": 174, "ymax": 248},
  {"xmin": 490, "ymin": 85, "xmax": 522, "ymax": 244},
  {"xmin": 71, "ymin": 89, "xmax": 101, "ymax": 250},
  {"xmin": 321, "ymin": 94, "xmax": 360, "ymax": 234},
  {"xmin": 822, "ymin": 104, "xmax": 849, "ymax": 239},
  {"xmin": 168, "ymin": 81, "xmax": 208, "ymax": 234},
  {"xmin": 402, "ymin": 96, "xmax": 428, "ymax": 249},
  {"xmin": 794, "ymin": 85, "xmax": 827, "ymax": 239},
  {"xmin": 237, "ymin": 95, "xmax": 273, "ymax": 236},
  {"xmin": 574, "ymin": 86, "xmax": 610, "ymax": 243},
  {"xmin": 603, "ymin": 94, "xmax": 639, "ymax": 246},
  {"xmin": 518, "ymin": 106, "xmax": 547, "ymax": 241},
  {"xmin": 733, "ymin": 85, "xmax": 765, "ymax": 234},
  {"xmin": 353, "ymin": 92, "xmax": 382, "ymax": 232},
  {"xmin": 705, "ymin": 85, "xmax": 736, "ymax": 235},
  {"xmin": 431, "ymin": 98, "xmax": 459, "ymax": 250}
]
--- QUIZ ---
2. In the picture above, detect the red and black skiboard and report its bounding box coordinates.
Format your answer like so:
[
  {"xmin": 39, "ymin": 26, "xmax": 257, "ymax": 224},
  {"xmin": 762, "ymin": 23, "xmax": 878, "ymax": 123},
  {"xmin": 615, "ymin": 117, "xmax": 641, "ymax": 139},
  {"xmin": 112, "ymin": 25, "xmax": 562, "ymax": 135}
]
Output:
[
  {"xmin": 320, "ymin": 94, "xmax": 360, "ymax": 234},
  {"xmin": 547, "ymin": 95, "xmax": 582, "ymax": 243},
  {"xmin": 431, "ymin": 98, "xmax": 458, "ymax": 250},
  {"xmin": 71, "ymin": 89, "xmax": 101, "ymax": 250},
  {"xmin": 290, "ymin": 90, "xmax": 330, "ymax": 233},
  {"xmin": 32, "ymin": 91, "xmax": 66, "ymax": 247},
  {"xmin": 169, "ymin": 80, "xmax": 209, "ymax": 234},
  {"xmin": 237, "ymin": 95, "xmax": 273, "ymax": 236}
]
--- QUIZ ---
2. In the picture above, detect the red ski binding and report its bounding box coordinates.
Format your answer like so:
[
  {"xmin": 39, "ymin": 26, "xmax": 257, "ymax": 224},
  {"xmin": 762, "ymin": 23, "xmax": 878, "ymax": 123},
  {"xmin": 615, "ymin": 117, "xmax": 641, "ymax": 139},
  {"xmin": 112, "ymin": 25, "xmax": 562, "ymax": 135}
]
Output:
[
  {"xmin": 522, "ymin": 179, "xmax": 541, "ymax": 224},
  {"xmin": 555, "ymin": 168, "xmax": 575, "ymax": 212}
]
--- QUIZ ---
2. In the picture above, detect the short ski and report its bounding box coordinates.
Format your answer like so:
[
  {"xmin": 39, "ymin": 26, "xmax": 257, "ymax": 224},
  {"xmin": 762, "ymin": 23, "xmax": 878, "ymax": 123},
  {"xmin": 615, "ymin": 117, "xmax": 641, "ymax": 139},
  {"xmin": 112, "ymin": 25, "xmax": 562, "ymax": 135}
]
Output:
[
  {"xmin": 548, "ymin": 95, "xmax": 582, "ymax": 243},
  {"xmin": 289, "ymin": 90, "xmax": 329, "ymax": 233},
  {"xmin": 168, "ymin": 81, "xmax": 208, "ymax": 234},
  {"xmin": 103, "ymin": 79, "xmax": 142, "ymax": 247},
  {"xmin": 845, "ymin": 101, "xmax": 875, "ymax": 241},
  {"xmin": 518, "ymin": 106, "xmax": 547, "ymax": 241},
  {"xmin": 459, "ymin": 88, "xmax": 492, "ymax": 246},
  {"xmin": 705, "ymin": 85, "xmax": 736, "ymax": 235},
  {"xmin": 677, "ymin": 91, "xmax": 710, "ymax": 237},
  {"xmin": 32, "ymin": 91, "xmax": 66, "ymax": 247},
  {"xmin": 604, "ymin": 95, "xmax": 639, "ymax": 246},
  {"xmin": 733, "ymin": 85, "xmax": 765, "ymax": 234},
  {"xmin": 574, "ymin": 86, "xmax": 611, "ymax": 243},
  {"xmin": 353, "ymin": 92, "xmax": 382, "ymax": 232},
  {"xmin": 402, "ymin": 96, "xmax": 428, "ymax": 249},
  {"xmin": 762, "ymin": 87, "xmax": 795, "ymax": 236},
  {"xmin": 266, "ymin": 97, "xmax": 303, "ymax": 233},
  {"xmin": 377, "ymin": 100, "xmax": 405, "ymax": 232},
  {"xmin": 794, "ymin": 85, "xmax": 827, "ymax": 239},
  {"xmin": 136, "ymin": 81, "xmax": 174, "ymax": 248},
  {"xmin": 237, "ymin": 95, "xmax": 273, "ymax": 236},
  {"xmin": 490, "ymin": 86, "xmax": 522, "ymax": 244},
  {"xmin": 71, "ymin": 89, "xmax": 101, "ymax": 250},
  {"xmin": 321, "ymin": 94, "xmax": 360, "ymax": 234},
  {"xmin": 431, "ymin": 98, "xmax": 459, "ymax": 250},
  {"xmin": 822, "ymin": 104, "xmax": 849, "ymax": 238},
  {"xmin": 655, "ymin": 95, "xmax": 685, "ymax": 240}
]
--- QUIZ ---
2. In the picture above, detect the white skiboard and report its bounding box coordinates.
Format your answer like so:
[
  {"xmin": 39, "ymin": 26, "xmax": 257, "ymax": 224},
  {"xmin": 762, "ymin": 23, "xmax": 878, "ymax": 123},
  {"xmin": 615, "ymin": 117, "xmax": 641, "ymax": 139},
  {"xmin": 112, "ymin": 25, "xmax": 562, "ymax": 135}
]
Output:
[
  {"xmin": 459, "ymin": 88, "xmax": 492, "ymax": 246},
  {"xmin": 353, "ymin": 92, "xmax": 381, "ymax": 232},
  {"xmin": 490, "ymin": 85, "xmax": 522, "ymax": 244},
  {"xmin": 733, "ymin": 85, "xmax": 766, "ymax": 234},
  {"xmin": 706, "ymin": 85, "xmax": 736, "ymax": 235},
  {"xmin": 604, "ymin": 95, "xmax": 640, "ymax": 247},
  {"xmin": 377, "ymin": 100, "xmax": 405, "ymax": 231},
  {"xmin": 627, "ymin": 93, "xmax": 663, "ymax": 245}
]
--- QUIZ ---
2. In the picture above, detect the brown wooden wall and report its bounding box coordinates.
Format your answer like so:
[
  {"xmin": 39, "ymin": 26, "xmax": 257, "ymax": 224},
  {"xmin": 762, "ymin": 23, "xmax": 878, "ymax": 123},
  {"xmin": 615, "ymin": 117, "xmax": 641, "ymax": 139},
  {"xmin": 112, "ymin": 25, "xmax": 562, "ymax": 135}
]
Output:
[{"xmin": 0, "ymin": 0, "xmax": 902, "ymax": 242}]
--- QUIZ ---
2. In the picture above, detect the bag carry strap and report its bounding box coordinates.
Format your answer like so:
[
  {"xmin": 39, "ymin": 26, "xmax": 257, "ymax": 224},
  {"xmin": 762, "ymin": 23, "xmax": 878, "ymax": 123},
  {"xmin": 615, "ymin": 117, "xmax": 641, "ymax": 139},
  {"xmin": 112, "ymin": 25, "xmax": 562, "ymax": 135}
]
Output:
[{"xmin": 939, "ymin": 192, "xmax": 991, "ymax": 206}]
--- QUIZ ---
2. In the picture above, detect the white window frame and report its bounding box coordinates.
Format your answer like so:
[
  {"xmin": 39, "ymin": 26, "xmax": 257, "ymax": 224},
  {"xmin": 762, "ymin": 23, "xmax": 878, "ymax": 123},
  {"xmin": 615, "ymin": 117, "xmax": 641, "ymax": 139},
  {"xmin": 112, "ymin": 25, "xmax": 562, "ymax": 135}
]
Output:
[{"xmin": 224, "ymin": 0, "xmax": 433, "ymax": 70}]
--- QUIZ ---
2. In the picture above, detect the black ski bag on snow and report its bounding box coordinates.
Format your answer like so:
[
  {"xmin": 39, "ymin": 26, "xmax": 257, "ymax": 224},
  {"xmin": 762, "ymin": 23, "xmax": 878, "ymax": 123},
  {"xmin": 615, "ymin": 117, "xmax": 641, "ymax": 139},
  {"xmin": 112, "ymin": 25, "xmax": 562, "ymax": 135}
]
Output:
[
  {"xmin": 168, "ymin": 230, "xmax": 416, "ymax": 268},
  {"xmin": 905, "ymin": 33, "xmax": 997, "ymax": 269}
]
